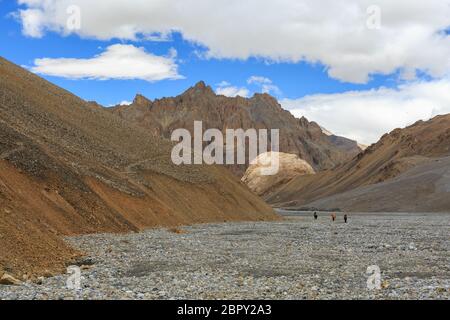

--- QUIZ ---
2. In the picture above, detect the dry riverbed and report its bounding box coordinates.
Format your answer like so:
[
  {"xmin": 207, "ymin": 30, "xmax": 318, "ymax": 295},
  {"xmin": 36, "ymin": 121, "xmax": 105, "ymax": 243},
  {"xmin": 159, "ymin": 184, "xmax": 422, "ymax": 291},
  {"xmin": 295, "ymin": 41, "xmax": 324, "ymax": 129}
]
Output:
[{"xmin": 1, "ymin": 212, "xmax": 449, "ymax": 300}]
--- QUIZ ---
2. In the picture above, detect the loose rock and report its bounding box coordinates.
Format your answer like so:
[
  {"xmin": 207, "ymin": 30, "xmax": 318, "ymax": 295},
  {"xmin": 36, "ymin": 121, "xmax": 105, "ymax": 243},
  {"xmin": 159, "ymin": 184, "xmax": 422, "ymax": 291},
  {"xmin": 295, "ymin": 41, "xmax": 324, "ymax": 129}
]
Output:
[
  {"xmin": 0, "ymin": 274, "xmax": 22, "ymax": 286},
  {"xmin": 0, "ymin": 212, "xmax": 448, "ymax": 300}
]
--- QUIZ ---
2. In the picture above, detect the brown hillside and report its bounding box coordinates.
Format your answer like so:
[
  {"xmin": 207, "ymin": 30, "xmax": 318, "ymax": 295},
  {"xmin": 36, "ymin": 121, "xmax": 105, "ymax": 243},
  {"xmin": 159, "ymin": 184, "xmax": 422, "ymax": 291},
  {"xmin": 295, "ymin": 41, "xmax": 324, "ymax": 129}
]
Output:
[
  {"xmin": 305, "ymin": 156, "xmax": 450, "ymax": 212},
  {"xmin": 110, "ymin": 82, "xmax": 361, "ymax": 176},
  {"xmin": 267, "ymin": 114, "xmax": 450, "ymax": 211},
  {"xmin": 0, "ymin": 57, "xmax": 277, "ymax": 278}
]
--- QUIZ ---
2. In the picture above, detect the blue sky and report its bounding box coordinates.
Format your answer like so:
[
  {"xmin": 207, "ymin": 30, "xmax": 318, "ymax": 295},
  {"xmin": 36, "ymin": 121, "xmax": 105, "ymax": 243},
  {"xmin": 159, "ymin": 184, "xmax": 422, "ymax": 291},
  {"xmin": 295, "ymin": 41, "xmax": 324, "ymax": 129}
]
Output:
[
  {"xmin": 1, "ymin": 0, "xmax": 450, "ymax": 144},
  {"xmin": 1, "ymin": 1, "xmax": 393, "ymax": 106}
]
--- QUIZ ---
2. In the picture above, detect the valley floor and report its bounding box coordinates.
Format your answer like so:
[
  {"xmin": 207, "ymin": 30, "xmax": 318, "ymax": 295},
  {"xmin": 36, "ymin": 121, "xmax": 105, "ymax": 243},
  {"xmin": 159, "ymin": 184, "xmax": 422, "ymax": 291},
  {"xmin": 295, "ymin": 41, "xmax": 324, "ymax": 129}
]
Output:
[{"xmin": 1, "ymin": 212, "xmax": 449, "ymax": 300}]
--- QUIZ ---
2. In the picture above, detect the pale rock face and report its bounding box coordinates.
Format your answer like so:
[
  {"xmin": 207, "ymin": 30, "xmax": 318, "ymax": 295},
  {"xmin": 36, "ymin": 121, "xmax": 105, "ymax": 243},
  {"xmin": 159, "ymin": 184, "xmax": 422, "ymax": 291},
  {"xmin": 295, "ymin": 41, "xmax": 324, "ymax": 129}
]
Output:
[
  {"xmin": 0, "ymin": 273, "xmax": 22, "ymax": 286},
  {"xmin": 242, "ymin": 152, "xmax": 315, "ymax": 196},
  {"xmin": 358, "ymin": 143, "xmax": 369, "ymax": 151}
]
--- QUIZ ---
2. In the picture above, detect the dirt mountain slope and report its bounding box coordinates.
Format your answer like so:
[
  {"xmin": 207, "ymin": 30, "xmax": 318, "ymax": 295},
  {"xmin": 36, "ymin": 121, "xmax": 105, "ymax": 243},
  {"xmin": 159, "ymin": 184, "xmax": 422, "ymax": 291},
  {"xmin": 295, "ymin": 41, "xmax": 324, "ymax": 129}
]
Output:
[
  {"xmin": 0, "ymin": 57, "xmax": 277, "ymax": 278},
  {"xmin": 267, "ymin": 114, "xmax": 450, "ymax": 212},
  {"xmin": 304, "ymin": 156, "xmax": 450, "ymax": 212}
]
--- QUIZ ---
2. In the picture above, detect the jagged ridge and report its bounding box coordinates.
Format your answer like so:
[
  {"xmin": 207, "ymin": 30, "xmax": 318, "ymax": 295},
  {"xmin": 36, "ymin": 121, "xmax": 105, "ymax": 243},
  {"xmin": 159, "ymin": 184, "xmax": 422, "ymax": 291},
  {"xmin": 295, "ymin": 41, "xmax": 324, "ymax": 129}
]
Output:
[{"xmin": 110, "ymin": 82, "xmax": 362, "ymax": 176}]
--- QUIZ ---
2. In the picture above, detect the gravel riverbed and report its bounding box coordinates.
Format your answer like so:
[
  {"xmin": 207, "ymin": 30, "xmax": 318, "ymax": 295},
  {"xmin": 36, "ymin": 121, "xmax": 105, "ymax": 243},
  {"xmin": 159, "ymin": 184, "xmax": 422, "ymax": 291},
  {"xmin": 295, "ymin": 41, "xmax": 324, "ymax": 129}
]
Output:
[{"xmin": 1, "ymin": 212, "xmax": 449, "ymax": 300}]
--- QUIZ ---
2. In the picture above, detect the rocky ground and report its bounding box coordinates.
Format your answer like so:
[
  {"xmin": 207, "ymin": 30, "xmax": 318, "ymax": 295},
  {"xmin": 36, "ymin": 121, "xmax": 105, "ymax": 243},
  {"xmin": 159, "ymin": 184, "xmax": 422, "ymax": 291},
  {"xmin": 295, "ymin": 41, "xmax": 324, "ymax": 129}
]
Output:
[{"xmin": 1, "ymin": 212, "xmax": 449, "ymax": 300}]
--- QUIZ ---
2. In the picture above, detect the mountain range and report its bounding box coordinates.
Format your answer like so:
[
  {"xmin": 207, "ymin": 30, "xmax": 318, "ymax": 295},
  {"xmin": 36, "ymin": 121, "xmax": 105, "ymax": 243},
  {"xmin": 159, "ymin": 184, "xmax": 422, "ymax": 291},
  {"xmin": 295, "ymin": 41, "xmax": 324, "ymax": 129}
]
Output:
[{"xmin": 110, "ymin": 82, "xmax": 362, "ymax": 176}]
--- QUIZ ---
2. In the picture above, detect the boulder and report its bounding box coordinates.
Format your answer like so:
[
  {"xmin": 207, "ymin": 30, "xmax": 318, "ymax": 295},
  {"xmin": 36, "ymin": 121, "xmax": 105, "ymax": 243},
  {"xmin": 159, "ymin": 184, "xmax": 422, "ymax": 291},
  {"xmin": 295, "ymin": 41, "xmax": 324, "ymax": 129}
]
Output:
[
  {"xmin": 242, "ymin": 152, "xmax": 315, "ymax": 196},
  {"xmin": 0, "ymin": 273, "xmax": 22, "ymax": 286}
]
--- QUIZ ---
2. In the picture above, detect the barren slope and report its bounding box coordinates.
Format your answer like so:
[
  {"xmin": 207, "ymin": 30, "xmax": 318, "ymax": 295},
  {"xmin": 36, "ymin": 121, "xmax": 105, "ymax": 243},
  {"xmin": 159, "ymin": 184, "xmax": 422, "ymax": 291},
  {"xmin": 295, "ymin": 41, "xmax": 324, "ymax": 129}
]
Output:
[
  {"xmin": 0, "ymin": 57, "xmax": 277, "ymax": 278},
  {"xmin": 305, "ymin": 156, "xmax": 450, "ymax": 212},
  {"xmin": 267, "ymin": 114, "xmax": 450, "ymax": 212}
]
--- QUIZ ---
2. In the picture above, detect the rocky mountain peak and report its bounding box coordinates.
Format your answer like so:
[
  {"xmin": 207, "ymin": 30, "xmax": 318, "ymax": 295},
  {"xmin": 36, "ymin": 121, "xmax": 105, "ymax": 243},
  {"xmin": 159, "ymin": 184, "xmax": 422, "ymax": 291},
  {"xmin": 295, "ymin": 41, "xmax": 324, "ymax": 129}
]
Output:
[
  {"xmin": 182, "ymin": 81, "xmax": 215, "ymax": 97},
  {"xmin": 194, "ymin": 80, "xmax": 207, "ymax": 89},
  {"xmin": 251, "ymin": 92, "xmax": 280, "ymax": 106},
  {"xmin": 133, "ymin": 94, "xmax": 152, "ymax": 106}
]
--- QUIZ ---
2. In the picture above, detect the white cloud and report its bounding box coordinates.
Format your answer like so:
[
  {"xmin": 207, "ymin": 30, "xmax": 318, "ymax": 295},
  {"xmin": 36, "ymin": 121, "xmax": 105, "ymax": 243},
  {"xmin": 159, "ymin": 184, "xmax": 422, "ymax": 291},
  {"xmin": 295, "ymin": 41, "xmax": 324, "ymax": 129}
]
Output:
[
  {"xmin": 16, "ymin": 8, "xmax": 46, "ymax": 37},
  {"xmin": 30, "ymin": 44, "xmax": 182, "ymax": 81},
  {"xmin": 107, "ymin": 100, "xmax": 132, "ymax": 107},
  {"xmin": 215, "ymin": 83, "xmax": 250, "ymax": 98},
  {"xmin": 247, "ymin": 76, "xmax": 272, "ymax": 85},
  {"xmin": 281, "ymin": 79, "xmax": 450, "ymax": 145},
  {"xmin": 215, "ymin": 77, "xmax": 281, "ymax": 97},
  {"xmin": 247, "ymin": 76, "xmax": 281, "ymax": 95},
  {"xmin": 216, "ymin": 81, "xmax": 231, "ymax": 87},
  {"xmin": 16, "ymin": 0, "xmax": 450, "ymax": 83}
]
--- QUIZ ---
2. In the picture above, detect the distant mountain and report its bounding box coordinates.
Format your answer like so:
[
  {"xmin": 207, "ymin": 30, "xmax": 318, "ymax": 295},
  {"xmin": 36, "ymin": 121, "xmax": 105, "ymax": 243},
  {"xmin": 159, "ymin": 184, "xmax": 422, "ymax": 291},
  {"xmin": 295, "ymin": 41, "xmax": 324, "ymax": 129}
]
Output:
[
  {"xmin": 267, "ymin": 114, "xmax": 450, "ymax": 212},
  {"xmin": 109, "ymin": 82, "xmax": 362, "ymax": 176},
  {"xmin": 0, "ymin": 57, "xmax": 277, "ymax": 278},
  {"xmin": 320, "ymin": 126, "xmax": 367, "ymax": 152}
]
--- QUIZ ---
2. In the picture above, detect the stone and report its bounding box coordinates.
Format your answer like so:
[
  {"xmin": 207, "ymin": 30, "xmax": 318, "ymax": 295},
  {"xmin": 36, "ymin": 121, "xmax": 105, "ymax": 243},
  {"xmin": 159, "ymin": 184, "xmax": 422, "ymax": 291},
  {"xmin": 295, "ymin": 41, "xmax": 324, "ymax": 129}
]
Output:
[
  {"xmin": 0, "ymin": 273, "xmax": 22, "ymax": 286},
  {"xmin": 242, "ymin": 152, "xmax": 316, "ymax": 196}
]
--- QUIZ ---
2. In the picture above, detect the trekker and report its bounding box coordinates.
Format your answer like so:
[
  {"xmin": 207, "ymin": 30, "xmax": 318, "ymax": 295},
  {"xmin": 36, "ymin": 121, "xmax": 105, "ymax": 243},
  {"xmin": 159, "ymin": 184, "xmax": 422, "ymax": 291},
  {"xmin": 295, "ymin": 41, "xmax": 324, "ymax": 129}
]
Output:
[
  {"xmin": 344, "ymin": 214, "xmax": 348, "ymax": 223},
  {"xmin": 314, "ymin": 212, "xmax": 318, "ymax": 220}
]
